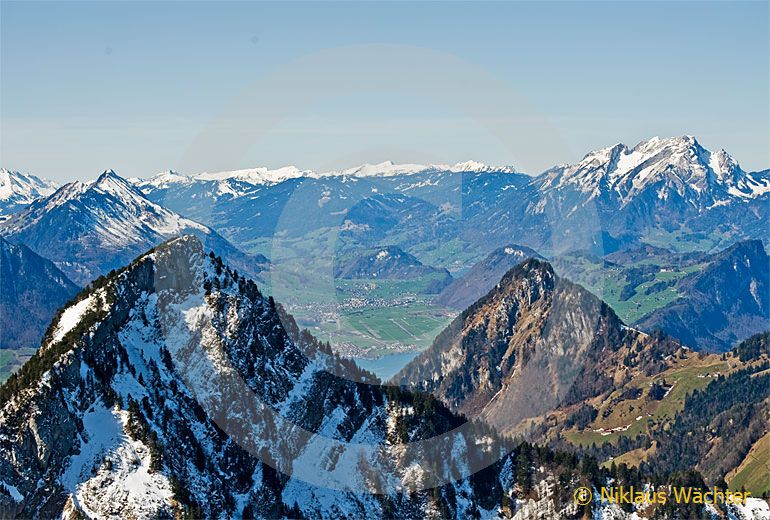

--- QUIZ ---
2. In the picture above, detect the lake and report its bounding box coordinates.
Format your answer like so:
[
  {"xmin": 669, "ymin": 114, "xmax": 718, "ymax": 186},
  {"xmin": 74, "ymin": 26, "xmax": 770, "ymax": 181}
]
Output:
[{"xmin": 354, "ymin": 351, "xmax": 421, "ymax": 382}]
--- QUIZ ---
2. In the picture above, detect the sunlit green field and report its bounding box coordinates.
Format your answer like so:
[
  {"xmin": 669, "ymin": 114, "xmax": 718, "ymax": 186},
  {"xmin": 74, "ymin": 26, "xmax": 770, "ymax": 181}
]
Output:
[
  {"xmin": 554, "ymin": 254, "xmax": 707, "ymax": 324},
  {"xmin": 728, "ymin": 432, "xmax": 770, "ymax": 497}
]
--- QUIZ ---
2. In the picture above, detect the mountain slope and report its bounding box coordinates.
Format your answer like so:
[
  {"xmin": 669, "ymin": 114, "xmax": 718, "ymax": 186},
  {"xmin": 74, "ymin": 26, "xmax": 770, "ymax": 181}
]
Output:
[
  {"xmin": 0, "ymin": 237, "xmax": 599, "ymax": 519},
  {"xmin": 395, "ymin": 259, "xmax": 679, "ymax": 436},
  {"xmin": 435, "ymin": 244, "xmax": 543, "ymax": 309},
  {"xmin": 0, "ymin": 237, "xmax": 762, "ymax": 519},
  {"xmin": 646, "ymin": 336, "xmax": 770, "ymax": 492},
  {"xmin": 0, "ymin": 170, "xmax": 266, "ymax": 286},
  {"xmin": 396, "ymin": 260, "xmax": 770, "ymax": 496},
  {"xmin": 0, "ymin": 237, "xmax": 79, "ymax": 352},
  {"xmin": 0, "ymin": 169, "xmax": 57, "ymax": 216},
  {"xmin": 634, "ymin": 240, "xmax": 770, "ymax": 351}
]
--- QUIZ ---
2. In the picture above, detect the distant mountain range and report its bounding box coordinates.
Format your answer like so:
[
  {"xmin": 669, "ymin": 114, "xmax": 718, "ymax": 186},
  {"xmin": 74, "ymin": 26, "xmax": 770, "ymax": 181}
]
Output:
[
  {"xmin": 0, "ymin": 170, "xmax": 267, "ymax": 286},
  {"xmin": 2, "ymin": 136, "xmax": 766, "ymax": 268},
  {"xmin": 127, "ymin": 136, "xmax": 769, "ymax": 262},
  {"xmin": 531, "ymin": 136, "xmax": 769, "ymax": 253}
]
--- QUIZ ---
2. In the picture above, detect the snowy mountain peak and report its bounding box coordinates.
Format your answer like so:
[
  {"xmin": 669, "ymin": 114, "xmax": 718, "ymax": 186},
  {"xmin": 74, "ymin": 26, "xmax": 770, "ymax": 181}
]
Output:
[
  {"xmin": 0, "ymin": 168, "xmax": 58, "ymax": 208},
  {"xmin": 334, "ymin": 159, "xmax": 516, "ymax": 177},
  {"xmin": 540, "ymin": 135, "xmax": 767, "ymax": 204},
  {"xmin": 448, "ymin": 160, "xmax": 517, "ymax": 173},
  {"xmin": 0, "ymin": 169, "xmax": 232, "ymax": 285},
  {"xmin": 194, "ymin": 165, "xmax": 309, "ymax": 184},
  {"xmin": 93, "ymin": 169, "xmax": 141, "ymax": 192}
]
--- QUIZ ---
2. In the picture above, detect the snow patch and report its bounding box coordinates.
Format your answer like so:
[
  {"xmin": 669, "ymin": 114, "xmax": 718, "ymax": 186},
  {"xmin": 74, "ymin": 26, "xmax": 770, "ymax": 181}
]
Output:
[
  {"xmin": 52, "ymin": 296, "xmax": 95, "ymax": 344},
  {"xmin": 61, "ymin": 403, "xmax": 173, "ymax": 519}
]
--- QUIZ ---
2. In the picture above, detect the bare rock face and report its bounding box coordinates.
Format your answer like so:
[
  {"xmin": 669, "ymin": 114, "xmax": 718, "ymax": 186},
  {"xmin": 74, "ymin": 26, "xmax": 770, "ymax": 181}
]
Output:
[{"xmin": 395, "ymin": 259, "xmax": 677, "ymax": 435}]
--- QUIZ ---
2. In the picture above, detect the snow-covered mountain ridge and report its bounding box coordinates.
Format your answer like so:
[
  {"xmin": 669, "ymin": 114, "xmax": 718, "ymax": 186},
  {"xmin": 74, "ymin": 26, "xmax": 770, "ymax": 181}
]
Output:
[
  {"xmin": 134, "ymin": 136, "xmax": 767, "ymax": 204},
  {"xmin": 134, "ymin": 160, "xmax": 518, "ymax": 200},
  {"xmin": 538, "ymin": 135, "xmax": 770, "ymax": 205},
  {"xmin": 0, "ymin": 170, "xmax": 265, "ymax": 286},
  {"xmin": 0, "ymin": 169, "xmax": 57, "ymax": 215}
]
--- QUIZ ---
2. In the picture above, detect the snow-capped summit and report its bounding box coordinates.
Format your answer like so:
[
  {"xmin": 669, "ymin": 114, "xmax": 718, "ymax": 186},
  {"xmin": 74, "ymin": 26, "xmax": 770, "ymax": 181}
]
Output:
[
  {"xmin": 448, "ymin": 160, "xmax": 517, "ymax": 173},
  {"xmin": 0, "ymin": 168, "xmax": 57, "ymax": 214},
  {"xmin": 139, "ymin": 170, "xmax": 190, "ymax": 189},
  {"xmin": 329, "ymin": 160, "xmax": 431, "ymax": 178},
  {"xmin": 0, "ymin": 169, "xmax": 264, "ymax": 286},
  {"xmin": 194, "ymin": 165, "xmax": 310, "ymax": 184},
  {"xmin": 137, "ymin": 160, "xmax": 518, "ymax": 195},
  {"xmin": 138, "ymin": 165, "xmax": 311, "ymax": 190},
  {"xmin": 324, "ymin": 160, "xmax": 516, "ymax": 178},
  {"xmin": 539, "ymin": 135, "xmax": 770, "ymax": 205}
]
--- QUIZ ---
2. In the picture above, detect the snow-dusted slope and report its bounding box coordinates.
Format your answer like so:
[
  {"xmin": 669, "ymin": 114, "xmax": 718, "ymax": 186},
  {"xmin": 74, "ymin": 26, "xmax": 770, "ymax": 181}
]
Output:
[
  {"xmin": 0, "ymin": 170, "xmax": 266, "ymax": 285},
  {"xmin": 0, "ymin": 169, "xmax": 57, "ymax": 215}
]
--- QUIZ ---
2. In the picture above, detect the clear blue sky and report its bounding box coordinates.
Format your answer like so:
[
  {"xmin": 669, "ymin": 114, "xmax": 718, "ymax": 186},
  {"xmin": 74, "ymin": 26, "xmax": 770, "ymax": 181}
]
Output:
[{"xmin": 2, "ymin": 1, "xmax": 768, "ymax": 182}]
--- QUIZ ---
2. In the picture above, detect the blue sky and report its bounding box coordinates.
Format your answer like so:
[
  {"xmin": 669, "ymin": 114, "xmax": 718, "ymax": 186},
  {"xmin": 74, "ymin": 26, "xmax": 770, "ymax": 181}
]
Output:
[{"xmin": 2, "ymin": 1, "xmax": 768, "ymax": 182}]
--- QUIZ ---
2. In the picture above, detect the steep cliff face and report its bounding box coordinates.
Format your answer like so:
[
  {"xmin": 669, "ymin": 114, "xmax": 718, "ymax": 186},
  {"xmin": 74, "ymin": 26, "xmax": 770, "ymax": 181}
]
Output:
[
  {"xmin": 395, "ymin": 259, "xmax": 677, "ymax": 435},
  {"xmin": 0, "ymin": 237, "xmax": 603, "ymax": 519}
]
